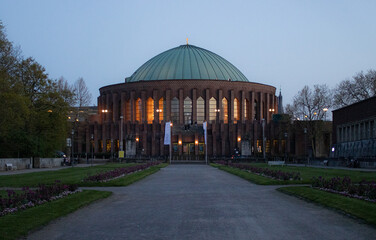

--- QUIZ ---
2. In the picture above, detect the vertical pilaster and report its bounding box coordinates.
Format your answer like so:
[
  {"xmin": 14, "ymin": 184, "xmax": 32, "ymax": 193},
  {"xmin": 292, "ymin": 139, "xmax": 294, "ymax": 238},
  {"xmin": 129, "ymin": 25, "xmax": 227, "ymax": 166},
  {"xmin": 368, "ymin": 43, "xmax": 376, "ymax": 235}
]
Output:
[
  {"xmin": 218, "ymin": 89, "xmax": 223, "ymax": 122},
  {"xmin": 179, "ymin": 89, "xmax": 184, "ymax": 125},
  {"xmin": 230, "ymin": 90, "xmax": 234, "ymax": 123},
  {"xmin": 192, "ymin": 88, "xmax": 197, "ymax": 123},
  {"xmin": 241, "ymin": 90, "xmax": 245, "ymax": 122},
  {"xmin": 205, "ymin": 89, "xmax": 209, "ymax": 121},
  {"xmin": 153, "ymin": 89, "xmax": 158, "ymax": 123},
  {"xmin": 250, "ymin": 91, "xmax": 255, "ymax": 121},
  {"xmin": 166, "ymin": 89, "xmax": 171, "ymax": 121},
  {"xmin": 266, "ymin": 93, "xmax": 270, "ymax": 123},
  {"xmin": 130, "ymin": 91, "xmax": 135, "ymax": 123}
]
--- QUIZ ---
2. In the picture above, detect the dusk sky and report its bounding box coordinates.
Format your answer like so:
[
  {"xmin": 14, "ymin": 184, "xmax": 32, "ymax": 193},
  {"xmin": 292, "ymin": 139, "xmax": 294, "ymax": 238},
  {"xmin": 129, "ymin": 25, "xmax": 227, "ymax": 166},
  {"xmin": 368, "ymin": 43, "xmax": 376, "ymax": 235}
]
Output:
[{"xmin": 1, "ymin": 0, "xmax": 376, "ymax": 106}]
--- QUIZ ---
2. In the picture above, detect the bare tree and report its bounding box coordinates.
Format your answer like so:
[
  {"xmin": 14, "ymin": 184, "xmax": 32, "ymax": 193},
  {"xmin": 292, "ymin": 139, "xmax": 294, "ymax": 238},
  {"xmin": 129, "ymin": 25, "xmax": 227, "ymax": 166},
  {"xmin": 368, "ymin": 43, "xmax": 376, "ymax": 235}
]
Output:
[
  {"xmin": 56, "ymin": 76, "xmax": 75, "ymax": 106},
  {"xmin": 285, "ymin": 84, "xmax": 332, "ymax": 157},
  {"xmin": 74, "ymin": 77, "xmax": 92, "ymax": 107},
  {"xmin": 333, "ymin": 70, "xmax": 376, "ymax": 108},
  {"xmin": 286, "ymin": 84, "xmax": 332, "ymax": 121}
]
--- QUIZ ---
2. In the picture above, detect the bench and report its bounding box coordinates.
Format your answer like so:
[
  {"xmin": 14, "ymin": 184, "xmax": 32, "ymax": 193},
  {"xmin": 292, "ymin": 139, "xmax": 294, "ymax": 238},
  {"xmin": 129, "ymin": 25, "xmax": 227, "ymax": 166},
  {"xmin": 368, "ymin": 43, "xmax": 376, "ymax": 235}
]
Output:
[
  {"xmin": 5, "ymin": 163, "xmax": 17, "ymax": 171},
  {"xmin": 268, "ymin": 161, "xmax": 285, "ymax": 166}
]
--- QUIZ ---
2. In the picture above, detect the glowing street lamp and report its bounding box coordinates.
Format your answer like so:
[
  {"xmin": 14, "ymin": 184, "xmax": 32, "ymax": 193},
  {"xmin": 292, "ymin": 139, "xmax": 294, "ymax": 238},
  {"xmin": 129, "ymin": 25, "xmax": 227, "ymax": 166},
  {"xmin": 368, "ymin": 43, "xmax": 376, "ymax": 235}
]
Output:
[{"xmin": 323, "ymin": 108, "xmax": 328, "ymax": 121}]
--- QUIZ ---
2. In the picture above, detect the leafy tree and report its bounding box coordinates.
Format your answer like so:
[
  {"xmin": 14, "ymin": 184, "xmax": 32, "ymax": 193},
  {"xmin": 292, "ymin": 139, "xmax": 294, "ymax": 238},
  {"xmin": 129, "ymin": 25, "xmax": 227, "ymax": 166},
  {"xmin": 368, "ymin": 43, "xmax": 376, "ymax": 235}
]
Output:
[
  {"xmin": 333, "ymin": 70, "xmax": 376, "ymax": 108},
  {"xmin": 0, "ymin": 21, "xmax": 73, "ymax": 157}
]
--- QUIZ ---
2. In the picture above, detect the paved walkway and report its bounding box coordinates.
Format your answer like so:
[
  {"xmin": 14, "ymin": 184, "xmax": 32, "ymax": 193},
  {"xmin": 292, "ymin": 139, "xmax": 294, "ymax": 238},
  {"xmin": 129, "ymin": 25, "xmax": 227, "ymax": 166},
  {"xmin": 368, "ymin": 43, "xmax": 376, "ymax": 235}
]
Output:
[{"xmin": 27, "ymin": 165, "xmax": 376, "ymax": 240}]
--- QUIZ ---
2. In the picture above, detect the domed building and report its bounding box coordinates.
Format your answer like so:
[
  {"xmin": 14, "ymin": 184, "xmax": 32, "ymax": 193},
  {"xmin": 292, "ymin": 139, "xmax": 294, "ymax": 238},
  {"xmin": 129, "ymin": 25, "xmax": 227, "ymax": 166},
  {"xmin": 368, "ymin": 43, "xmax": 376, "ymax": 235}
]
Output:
[{"xmin": 85, "ymin": 43, "xmax": 279, "ymax": 160}]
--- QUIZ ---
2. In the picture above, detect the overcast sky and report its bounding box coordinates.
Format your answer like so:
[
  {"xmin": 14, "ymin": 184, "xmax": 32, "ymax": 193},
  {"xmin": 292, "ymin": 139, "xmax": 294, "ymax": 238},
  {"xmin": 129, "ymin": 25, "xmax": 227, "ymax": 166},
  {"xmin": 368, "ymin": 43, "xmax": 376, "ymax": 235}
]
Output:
[{"xmin": 1, "ymin": 0, "xmax": 376, "ymax": 106}]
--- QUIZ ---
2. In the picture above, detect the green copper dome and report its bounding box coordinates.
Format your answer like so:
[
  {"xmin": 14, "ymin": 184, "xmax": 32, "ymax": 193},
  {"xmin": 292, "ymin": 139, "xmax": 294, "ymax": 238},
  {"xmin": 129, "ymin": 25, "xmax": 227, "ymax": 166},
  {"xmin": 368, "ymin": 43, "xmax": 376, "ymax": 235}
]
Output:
[{"xmin": 128, "ymin": 44, "xmax": 249, "ymax": 82}]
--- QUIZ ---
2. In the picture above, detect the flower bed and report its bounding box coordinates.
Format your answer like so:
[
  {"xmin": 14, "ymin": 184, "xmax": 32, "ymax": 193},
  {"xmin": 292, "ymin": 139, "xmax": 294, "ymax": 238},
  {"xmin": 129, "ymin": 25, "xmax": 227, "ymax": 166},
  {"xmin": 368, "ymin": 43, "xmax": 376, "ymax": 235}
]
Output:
[
  {"xmin": 312, "ymin": 176, "xmax": 376, "ymax": 202},
  {"xmin": 0, "ymin": 181, "xmax": 80, "ymax": 217},
  {"xmin": 215, "ymin": 161, "xmax": 301, "ymax": 181},
  {"xmin": 84, "ymin": 162, "xmax": 161, "ymax": 182}
]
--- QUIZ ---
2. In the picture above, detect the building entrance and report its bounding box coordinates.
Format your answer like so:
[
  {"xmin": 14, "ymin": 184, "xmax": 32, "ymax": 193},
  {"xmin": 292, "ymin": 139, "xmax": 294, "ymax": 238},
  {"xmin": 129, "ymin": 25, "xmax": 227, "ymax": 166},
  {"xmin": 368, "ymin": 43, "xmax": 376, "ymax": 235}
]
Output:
[{"xmin": 172, "ymin": 142, "xmax": 205, "ymax": 161}]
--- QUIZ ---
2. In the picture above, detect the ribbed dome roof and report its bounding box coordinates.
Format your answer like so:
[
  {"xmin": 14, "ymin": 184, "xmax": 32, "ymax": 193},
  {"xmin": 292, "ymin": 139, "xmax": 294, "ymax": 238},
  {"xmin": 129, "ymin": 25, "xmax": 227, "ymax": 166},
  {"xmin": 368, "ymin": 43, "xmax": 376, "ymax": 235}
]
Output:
[{"xmin": 128, "ymin": 44, "xmax": 249, "ymax": 82}]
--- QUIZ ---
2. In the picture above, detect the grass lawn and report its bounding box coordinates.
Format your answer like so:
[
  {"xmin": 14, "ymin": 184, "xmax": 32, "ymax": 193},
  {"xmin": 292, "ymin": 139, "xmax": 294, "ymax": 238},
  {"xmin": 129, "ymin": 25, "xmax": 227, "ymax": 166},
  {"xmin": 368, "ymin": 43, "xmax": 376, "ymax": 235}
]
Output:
[
  {"xmin": 211, "ymin": 163, "xmax": 376, "ymax": 185},
  {"xmin": 0, "ymin": 163, "xmax": 168, "ymax": 187},
  {"xmin": 0, "ymin": 190, "xmax": 112, "ymax": 240},
  {"xmin": 277, "ymin": 186, "xmax": 376, "ymax": 227}
]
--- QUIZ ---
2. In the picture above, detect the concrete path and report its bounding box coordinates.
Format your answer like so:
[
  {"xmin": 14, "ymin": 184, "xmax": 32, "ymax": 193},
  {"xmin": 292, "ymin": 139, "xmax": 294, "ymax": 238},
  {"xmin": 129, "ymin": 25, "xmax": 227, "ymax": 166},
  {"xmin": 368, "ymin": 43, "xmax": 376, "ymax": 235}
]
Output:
[{"xmin": 27, "ymin": 165, "xmax": 376, "ymax": 240}]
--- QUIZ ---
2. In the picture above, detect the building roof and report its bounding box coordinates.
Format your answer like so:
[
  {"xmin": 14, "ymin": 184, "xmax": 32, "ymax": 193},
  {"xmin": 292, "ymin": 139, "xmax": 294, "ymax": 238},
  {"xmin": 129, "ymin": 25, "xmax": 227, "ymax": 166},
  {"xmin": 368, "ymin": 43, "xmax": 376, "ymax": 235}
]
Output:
[{"xmin": 127, "ymin": 44, "xmax": 249, "ymax": 82}]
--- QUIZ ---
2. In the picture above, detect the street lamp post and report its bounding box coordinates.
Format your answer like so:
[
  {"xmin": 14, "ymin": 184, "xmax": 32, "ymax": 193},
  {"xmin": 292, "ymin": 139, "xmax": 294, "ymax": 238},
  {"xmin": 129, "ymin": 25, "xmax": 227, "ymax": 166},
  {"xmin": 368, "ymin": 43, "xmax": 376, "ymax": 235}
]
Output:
[
  {"xmin": 284, "ymin": 132, "xmax": 288, "ymax": 162},
  {"xmin": 262, "ymin": 119, "xmax": 266, "ymax": 161},
  {"xmin": 71, "ymin": 129, "xmax": 74, "ymax": 167},
  {"xmin": 90, "ymin": 134, "xmax": 94, "ymax": 166},
  {"xmin": 170, "ymin": 122, "xmax": 173, "ymax": 164},
  {"xmin": 120, "ymin": 116, "xmax": 123, "ymax": 163},
  {"xmin": 304, "ymin": 128, "xmax": 308, "ymax": 165}
]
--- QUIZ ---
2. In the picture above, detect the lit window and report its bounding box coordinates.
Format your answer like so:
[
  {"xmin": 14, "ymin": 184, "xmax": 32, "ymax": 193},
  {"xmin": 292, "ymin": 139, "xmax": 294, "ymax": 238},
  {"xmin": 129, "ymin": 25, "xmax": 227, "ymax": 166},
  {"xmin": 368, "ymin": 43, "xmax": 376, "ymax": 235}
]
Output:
[
  {"xmin": 197, "ymin": 97, "xmax": 205, "ymax": 124},
  {"xmin": 209, "ymin": 97, "xmax": 216, "ymax": 123},
  {"xmin": 135, "ymin": 98, "xmax": 142, "ymax": 122},
  {"xmin": 222, "ymin": 98, "xmax": 228, "ymax": 124},
  {"xmin": 159, "ymin": 98, "xmax": 165, "ymax": 123},
  {"xmin": 146, "ymin": 97, "xmax": 154, "ymax": 124},
  {"xmin": 244, "ymin": 99, "xmax": 249, "ymax": 120},
  {"xmin": 234, "ymin": 98, "xmax": 240, "ymax": 123},
  {"xmin": 171, "ymin": 97, "xmax": 179, "ymax": 123}
]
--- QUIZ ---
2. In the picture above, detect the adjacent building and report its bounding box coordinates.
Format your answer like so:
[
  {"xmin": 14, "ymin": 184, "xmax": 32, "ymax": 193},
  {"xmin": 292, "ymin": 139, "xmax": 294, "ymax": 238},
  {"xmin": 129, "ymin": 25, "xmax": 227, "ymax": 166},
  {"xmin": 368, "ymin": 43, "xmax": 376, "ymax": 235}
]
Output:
[{"xmin": 332, "ymin": 96, "xmax": 376, "ymax": 159}]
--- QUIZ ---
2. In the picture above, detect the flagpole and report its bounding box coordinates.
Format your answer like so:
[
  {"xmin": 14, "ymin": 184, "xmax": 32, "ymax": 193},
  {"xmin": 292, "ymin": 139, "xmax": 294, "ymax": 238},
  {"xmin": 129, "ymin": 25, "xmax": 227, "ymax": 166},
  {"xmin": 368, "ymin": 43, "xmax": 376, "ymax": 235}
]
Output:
[
  {"xmin": 170, "ymin": 122, "xmax": 172, "ymax": 164},
  {"xmin": 204, "ymin": 121, "xmax": 207, "ymax": 165},
  {"xmin": 205, "ymin": 142, "xmax": 207, "ymax": 165}
]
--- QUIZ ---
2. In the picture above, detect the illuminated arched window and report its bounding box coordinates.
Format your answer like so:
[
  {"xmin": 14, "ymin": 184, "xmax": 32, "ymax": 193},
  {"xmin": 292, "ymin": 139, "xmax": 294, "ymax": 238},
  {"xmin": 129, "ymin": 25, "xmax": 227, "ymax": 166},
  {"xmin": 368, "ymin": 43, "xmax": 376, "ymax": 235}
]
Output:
[
  {"xmin": 171, "ymin": 97, "xmax": 179, "ymax": 123},
  {"xmin": 234, "ymin": 98, "xmax": 240, "ymax": 123},
  {"xmin": 158, "ymin": 97, "xmax": 165, "ymax": 123},
  {"xmin": 222, "ymin": 98, "xmax": 228, "ymax": 124},
  {"xmin": 125, "ymin": 100, "xmax": 131, "ymax": 122},
  {"xmin": 209, "ymin": 97, "xmax": 216, "ymax": 122},
  {"xmin": 135, "ymin": 98, "xmax": 142, "ymax": 122},
  {"xmin": 243, "ymin": 99, "xmax": 248, "ymax": 120},
  {"xmin": 184, "ymin": 97, "xmax": 192, "ymax": 124},
  {"xmin": 146, "ymin": 97, "xmax": 154, "ymax": 124},
  {"xmin": 197, "ymin": 97, "xmax": 205, "ymax": 124}
]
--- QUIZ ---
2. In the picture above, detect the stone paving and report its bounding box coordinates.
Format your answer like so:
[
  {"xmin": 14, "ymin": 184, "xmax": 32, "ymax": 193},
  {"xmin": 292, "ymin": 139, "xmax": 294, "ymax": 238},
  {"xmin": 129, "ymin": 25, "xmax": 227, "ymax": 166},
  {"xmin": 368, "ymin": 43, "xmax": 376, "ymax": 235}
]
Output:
[{"xmin": 25, "ymin": 164, "xmax": 376, "ymax": 240}]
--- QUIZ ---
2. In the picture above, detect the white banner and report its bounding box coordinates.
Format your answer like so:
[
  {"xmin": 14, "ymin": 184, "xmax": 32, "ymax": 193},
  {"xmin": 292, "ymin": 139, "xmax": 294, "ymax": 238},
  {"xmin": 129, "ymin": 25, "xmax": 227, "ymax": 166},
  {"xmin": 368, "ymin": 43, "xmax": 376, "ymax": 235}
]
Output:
[
  {"xmin": 164, "ymin": 122, "xmax": 171, "ymax": 145},
  {"xmin": 203, "ymin": 121, "xmax": 207, "ymax": 145}
]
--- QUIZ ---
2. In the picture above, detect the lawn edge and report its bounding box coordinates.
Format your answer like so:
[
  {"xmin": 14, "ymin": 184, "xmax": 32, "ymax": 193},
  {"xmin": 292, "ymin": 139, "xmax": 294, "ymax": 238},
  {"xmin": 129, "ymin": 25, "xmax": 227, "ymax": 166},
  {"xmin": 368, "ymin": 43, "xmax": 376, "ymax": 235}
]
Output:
[
  {"xmin": 277, "ymin": 186, "xmax": 376, "ymax": 227},
  {"xmin": 0, "ymin": 190, "xmax": 112, "ymax": 240},
  {"xmin": 210, "ymin": 163, "xmax": 306, "ymax": 185}
]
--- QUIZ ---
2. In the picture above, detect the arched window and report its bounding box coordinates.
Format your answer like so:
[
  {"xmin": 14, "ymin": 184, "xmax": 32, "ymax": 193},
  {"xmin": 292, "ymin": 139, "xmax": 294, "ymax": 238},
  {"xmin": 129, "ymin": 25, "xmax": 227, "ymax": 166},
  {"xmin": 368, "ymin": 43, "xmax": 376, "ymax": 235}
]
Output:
[
  {"xmin": 184, "ymin": 97, "xmax": 192, "ymax": 124},
  {"xmin": 171, "ymin": 97, "xmax": 179, "ymax": 123},
  {"xmin": 197, "ymin": 97, "xmax": 205, "ymax": 124},
  {"xmin": 158, "ymin": 97, "xmax": 165, "ymax": 123},
  {"xmin": 209, "ymin": 97, "xmax": 216, "ymax": 123},
  {"xmin": 222, "ymin": 98, "xmax": 228, "ymax": 124},
  {"xmin": 234, "ymin": 98, "xmax": 240, "ymax": 123},
  {"xmin": 135, "ymin": 98, "xmax": 142, "ymax": 122},
  {"xmin": 125, "ymin": 100, "xmax": 131, "ymax": 122},
  {"xmin": 146, "ymin": 97, "xmax": 154, "ymax": 124},
  {"xmin": 244, "ymin": 99, "xmax": 249, "ymax": 120}
]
